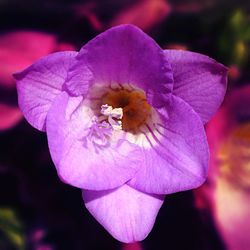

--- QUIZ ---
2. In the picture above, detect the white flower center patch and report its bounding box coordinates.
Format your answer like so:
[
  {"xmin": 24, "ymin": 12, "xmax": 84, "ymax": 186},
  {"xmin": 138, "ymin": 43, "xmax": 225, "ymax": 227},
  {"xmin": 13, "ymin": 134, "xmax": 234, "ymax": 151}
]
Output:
[{"xmin": 82, "ymin": 84, "xmax": 164, "ymax": 150}]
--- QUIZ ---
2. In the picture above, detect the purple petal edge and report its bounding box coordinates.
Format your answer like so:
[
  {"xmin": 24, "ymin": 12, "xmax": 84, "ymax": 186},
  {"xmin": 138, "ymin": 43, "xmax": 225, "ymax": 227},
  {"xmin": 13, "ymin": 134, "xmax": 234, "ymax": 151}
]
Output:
[
  {"xmin": 66, "ymin": 24, "xmax": 173, "ymax": 108},
  {"xmin": 14, "ymin": 51, "xmax": 78, "ymax": 131},
  {"xmin": 83, "ymin": 184, "xmax": 164, "ymax": 243},
  {"xmin": 164, "ymin": 49, "xmax": 228, "ymax": 124}
]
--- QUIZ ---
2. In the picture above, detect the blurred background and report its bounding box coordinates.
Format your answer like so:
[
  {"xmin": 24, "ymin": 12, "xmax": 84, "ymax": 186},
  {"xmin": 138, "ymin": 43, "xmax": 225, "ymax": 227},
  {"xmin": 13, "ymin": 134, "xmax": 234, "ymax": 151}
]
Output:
[{"xmin": 0, "ymin": 0, "xmax": 250, "ymax": 249}]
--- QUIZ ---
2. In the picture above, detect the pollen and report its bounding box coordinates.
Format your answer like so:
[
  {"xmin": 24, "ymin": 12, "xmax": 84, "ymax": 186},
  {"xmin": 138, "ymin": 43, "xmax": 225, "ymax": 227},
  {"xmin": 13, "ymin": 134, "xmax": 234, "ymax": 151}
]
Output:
[{"xmin": 102, "ymin": 89, "xmax": 151, "ymax": 133}]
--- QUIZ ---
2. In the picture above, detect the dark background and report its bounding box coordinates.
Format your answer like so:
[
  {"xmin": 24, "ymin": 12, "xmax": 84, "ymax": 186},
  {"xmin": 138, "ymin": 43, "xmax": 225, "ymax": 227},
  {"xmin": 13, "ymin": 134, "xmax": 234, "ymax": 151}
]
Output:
[{"xmin": 1, "ymin": 0, "xmax": 250, "ymax": 249}]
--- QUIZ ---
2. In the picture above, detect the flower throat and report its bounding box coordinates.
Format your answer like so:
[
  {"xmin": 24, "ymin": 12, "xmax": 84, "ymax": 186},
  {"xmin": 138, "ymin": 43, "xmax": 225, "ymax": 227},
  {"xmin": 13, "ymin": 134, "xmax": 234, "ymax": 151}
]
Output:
[{"xmin": 102, "ymin": 89, "xmax": 151, "ymax": 133}]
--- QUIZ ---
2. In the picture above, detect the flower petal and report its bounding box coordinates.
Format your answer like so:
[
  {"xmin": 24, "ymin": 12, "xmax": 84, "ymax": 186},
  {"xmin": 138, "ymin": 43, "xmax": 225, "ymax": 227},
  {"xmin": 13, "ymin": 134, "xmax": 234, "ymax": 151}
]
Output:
[
  {"xmin": 129, "ymin": 95, "xmax": 209, "ymax": 194},
  {"xmin": 164, "ymin": 50, "xmax": 228, "ymax": 123},
  {"xmin": 82, "ymin": 184, "xmax": 164, "ymax": 243},
  {"xmin": 46, "ymin": 91, "xmax": 142, "ymax": 190},
  {"xmin": 14, "ymin": 51, "xmax": 78, "ymax": 131},
  {"xmin": 66, "ymin": 24, "xmax": 173, "ymax": 107}
]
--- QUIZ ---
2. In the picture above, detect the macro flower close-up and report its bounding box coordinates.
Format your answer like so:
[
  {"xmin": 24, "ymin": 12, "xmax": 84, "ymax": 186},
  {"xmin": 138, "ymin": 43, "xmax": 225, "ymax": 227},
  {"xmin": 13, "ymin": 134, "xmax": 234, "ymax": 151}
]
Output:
[{"xmin": 14, "ymin": 24, "xmax": 227, "ymax": 243}]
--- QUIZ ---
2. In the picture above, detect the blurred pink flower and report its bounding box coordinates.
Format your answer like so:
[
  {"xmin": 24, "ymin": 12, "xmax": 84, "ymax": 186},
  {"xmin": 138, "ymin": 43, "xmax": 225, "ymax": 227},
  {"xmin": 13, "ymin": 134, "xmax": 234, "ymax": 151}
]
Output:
[
  {"xmin": 0, "ymin": 31, "xmax": 74, "ymax": 89},
  {"xmin": 29, "ymin": 227, "xmax": 53, "ymax": 250},
  {"xmin": 196, "ymin": 85, "xmax": 250, "ymax": 250},
  {"xmin": 122, "ymin": 242, "xmax": 142, "ymax": 250},
  {"xmin": 72, "ymin": 0, "xmax": 171, "ymax": 33},
  {"xmin": 164, "ymin": 43, "xmax": 188, "ymax": 51},
  {"xmin": 73, "ymin": 2, "xmax": 103, "ymax": 31},
  {"xmin": 0, "ymin": 31, "xmax": 75, "ymax": 131},
  {"xmin": 228, "ymin": 64, "xmax": 241, "ymax": 81},
  {"xmin": 109, "ymin": 0, "xmax": 171, "ymax": 32},
  {"xmin": 36, "ymin": 245, "xmax": 53, "ymax": 250},
  {"xmin": 31, "ymin": 228, "xmax": 47, "ymax": 242},
  {"xmin": 0, "ymin": 104, "xmax": 22, "ymax": 131},
  {"xmin": 173, "ymin": 0, "xmax": 215, "ymax": 13}
]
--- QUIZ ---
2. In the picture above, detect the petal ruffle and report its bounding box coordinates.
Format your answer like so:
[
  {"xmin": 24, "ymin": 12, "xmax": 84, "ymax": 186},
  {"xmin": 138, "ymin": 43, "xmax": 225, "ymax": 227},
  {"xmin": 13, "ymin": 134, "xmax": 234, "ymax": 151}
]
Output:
[
  {"xmin": 66, "ymin": 24, "xmax": 173, "ymax": 107},
  {"xmin": 129, "ymin": 95, "xmax": 209, "ymax": 194},
  {"xmin": 14, "ymin": 51, "xmax": 78, "ymax": 131},
  {"xmin": 46, "ymin": 91, "xmax": 142, "ymax": 190},
  {"xmin": 164, "ymin": 50, "xmax": 227, "ymax": 123},
  {"xmin": 82, "ymin": 184, "xmax": 164, "ymax": 243}
]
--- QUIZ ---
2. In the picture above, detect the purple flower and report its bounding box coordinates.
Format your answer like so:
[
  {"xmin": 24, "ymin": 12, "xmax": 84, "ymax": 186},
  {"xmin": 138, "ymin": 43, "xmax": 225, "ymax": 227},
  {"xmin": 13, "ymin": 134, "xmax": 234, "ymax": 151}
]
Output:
[{"xmin": 14, "ymin": 25, "xmax": 227, "ymax": 243}]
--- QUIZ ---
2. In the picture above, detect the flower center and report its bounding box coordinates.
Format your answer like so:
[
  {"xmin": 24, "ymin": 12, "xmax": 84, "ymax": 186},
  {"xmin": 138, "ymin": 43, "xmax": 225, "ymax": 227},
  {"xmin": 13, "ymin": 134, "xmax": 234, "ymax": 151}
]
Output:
[
  {"xmin": 102, "ymin": 89, "xmax": 151, "ymax": 133},
  {"xmin": 86, "ymin": 84, "xmax": 163, "ymax": 149}
]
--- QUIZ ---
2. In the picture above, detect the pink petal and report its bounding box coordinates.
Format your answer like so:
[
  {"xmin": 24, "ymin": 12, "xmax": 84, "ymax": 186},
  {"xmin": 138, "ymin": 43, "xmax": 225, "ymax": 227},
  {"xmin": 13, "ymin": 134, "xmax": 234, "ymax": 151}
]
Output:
[
  {"xmin": 0, "ymin": 104, "xmax": 23, "ymax": 131},
  {"xmin": 122, "ymin": 242, "xmax": 142, "ymax": 250},
  {"xmin": 109, "ymin": 0, "xmax": 171, "ymax": 32},
  {"xmin": 0, "ymin": 31, "xmax": 56, "ymax": 59},
  {"xmin": 196, "ymin": 85, "xmax": 250, "ymax": 250},
  {"xmin": 214, "ymin": 178, "xmax": 250, "ymax": 250},
  {"xmin": 82, "ymin": 184, "xmax": 164, "ymax": 243},
  {"xmin": 0, "ymin": 31, "xmax": 56, "ymax": 89},
  {"xmin": 164, "ymin": 50, "xmax": 228, "ymax": 123},
  {"xmin": 0, "ymin": 48, "xmax": 35, "ymax": 89}
]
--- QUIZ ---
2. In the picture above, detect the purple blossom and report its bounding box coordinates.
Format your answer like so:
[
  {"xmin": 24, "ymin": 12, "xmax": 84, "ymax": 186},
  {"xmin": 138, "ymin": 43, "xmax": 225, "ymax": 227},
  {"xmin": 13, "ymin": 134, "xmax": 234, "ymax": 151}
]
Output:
[{"xmin": 14, "ymin": 25, "xmax": 227, "ymax": 243}]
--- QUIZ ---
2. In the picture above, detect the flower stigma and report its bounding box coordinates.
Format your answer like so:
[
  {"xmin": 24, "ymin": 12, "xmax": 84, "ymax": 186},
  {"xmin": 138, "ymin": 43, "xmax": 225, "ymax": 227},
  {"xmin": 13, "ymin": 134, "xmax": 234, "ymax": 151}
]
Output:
[{"xmin": 100, "ymin": 104, "xmax": 123, "ymax": 130}]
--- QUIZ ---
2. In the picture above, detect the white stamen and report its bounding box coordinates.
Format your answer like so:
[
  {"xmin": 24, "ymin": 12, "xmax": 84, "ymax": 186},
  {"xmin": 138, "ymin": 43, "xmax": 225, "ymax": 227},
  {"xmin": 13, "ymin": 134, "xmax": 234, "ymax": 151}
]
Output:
[
  {"xmin": 100, "ymin": 104, "xmax": 123, "ymax": 130},
  {"xmin": 110, "ymin": 107, "xmax": 123, "ymax": 119},
  {"xmin": 100, "ymin": 104, "xmax": 113, "ymax": 116}
]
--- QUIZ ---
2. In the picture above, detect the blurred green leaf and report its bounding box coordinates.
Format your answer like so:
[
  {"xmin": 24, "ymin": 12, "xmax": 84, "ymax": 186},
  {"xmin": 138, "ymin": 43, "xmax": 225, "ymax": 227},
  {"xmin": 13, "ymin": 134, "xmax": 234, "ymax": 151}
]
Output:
[
  {"xmin": 242, "ymin": 25, "xmax": 250, "ymax": 40},
  {"xmin": 230, "ymin": 10, "xmax": 244, "ymax": 29},
  {"xmin": 0, "ymin": 208, "xmax": 25, "ymax": 250},
  {"xmin": 218, "ymin": 9, "xmax": 250, "ymax": 67}
]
